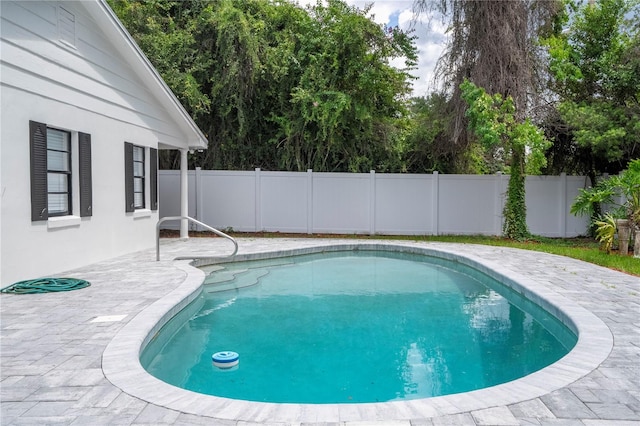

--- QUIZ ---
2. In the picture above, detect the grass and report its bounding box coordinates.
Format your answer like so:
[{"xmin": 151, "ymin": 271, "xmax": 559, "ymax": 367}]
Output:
[
  {"xmin": 409, "ymin": 235, "xmax": 640, "ymax": 277},
  {"xmin": 162, "ymin": 230, "xmax": 640, "ymax": 277}
]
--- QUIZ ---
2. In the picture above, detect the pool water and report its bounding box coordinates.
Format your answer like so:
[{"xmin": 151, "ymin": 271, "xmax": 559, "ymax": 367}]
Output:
[{"xmin": 141, "ymin": 251, "xmax": 576, "ymax": 404}]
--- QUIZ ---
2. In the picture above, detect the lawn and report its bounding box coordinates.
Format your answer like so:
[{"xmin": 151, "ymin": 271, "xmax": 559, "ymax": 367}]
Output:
[{"xmin": 408, "ymin": 235, "xmax": 640, "ymax": 277}]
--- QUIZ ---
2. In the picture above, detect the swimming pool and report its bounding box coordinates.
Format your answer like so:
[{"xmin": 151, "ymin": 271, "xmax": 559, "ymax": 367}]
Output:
[
  {"xmin": 102, "ymin": 242, "xmax": 613, "ymax": 423},
  {"xmin": 142, "ymin": 250, "xmax": 577, "ymax": 404}
]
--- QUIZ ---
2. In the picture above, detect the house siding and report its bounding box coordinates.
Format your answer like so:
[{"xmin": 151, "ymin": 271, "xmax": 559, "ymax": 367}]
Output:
[
  {"xmin": 1, "ymin": 1, "xmax": 188, "ymax": 146},
  {"xmin": 0, "ymin": 1, "xmax": 202, "ymax": 285}
]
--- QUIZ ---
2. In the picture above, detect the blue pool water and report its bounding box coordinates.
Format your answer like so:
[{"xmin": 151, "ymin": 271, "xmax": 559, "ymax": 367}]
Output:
[{"xmin": 141, "ymin": 251, "xmax": 576, "ymax": 404}]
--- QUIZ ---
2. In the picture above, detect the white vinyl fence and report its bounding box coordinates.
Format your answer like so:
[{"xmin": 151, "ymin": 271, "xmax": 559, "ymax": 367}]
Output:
[{"xmin": 159, "ymin": 169, "xmax": 592, "ymax": 237}]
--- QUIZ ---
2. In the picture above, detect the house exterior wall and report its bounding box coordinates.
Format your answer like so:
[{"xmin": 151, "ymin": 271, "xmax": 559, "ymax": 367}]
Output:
[{"xmin": 0, "ymin": 1, "xmax": 200, "ymax": 285}]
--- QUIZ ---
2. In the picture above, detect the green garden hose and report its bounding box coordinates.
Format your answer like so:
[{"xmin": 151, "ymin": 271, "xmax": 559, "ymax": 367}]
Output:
[{"xmin": 0, "ymin": 278, "xmax": 90, "ymax": 294}]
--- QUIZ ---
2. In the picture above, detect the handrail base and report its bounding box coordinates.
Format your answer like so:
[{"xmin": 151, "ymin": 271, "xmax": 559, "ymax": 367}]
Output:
[{"xmin": 156, "ymin": 216, "xmax": 238, "ymax": 261}]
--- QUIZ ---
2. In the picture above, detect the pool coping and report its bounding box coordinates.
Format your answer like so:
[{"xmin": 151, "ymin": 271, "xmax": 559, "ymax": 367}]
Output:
[{"xmin": 102, "ymin": 242, "xmax": 614, "ymax": 423}]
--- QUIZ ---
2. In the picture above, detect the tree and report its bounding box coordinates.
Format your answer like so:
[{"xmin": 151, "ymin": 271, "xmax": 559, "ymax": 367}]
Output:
[
  {"xmin": 460, "ymin": 80, "xmax": 551, "ymax": 240},
  {"xmin": 401, "ymin": 94, "xmax": 460, "ymax": 173},
  {"xmin": 412, "ymin": 0, "xmax": 561, "ymax": 239},
  {"xmin": 544, "ymin": 0, "xmax": 640, "ymax": 178},
  {"xmin": 108, "ymin": 0, "xmax": 418, "ymax": 172},
  {"xmin": 412, "ymin": 0, "xmax": 563, "ymax": 172},
  {"xmin": 268, "ymin": 0, "xmax": 417, "ymax": 172}
]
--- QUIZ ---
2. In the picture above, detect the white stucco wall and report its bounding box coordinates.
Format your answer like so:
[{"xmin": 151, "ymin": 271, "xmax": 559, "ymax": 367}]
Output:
[{"xmin": 0, "ymin": 1, "xmax": 203, "ymax": 286}]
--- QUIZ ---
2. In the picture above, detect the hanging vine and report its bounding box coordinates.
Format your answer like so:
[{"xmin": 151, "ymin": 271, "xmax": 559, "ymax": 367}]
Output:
[{"xmin": 460, "ymin": 79, "xmax": 551, "ymax": 240}]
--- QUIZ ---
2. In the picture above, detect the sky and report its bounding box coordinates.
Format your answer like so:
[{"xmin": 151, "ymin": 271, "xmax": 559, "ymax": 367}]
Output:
[{"xmin": 292, "ymin": 0, "xmax": 448, "ymax": 97}]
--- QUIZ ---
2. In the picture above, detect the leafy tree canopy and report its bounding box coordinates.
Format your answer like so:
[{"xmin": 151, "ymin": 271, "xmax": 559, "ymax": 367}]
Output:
[
  {"xmin": 543, "ymin": 0, "xmax": 640, "ymax": 176},
  {"xmin": 108, "ymin": 0, "xmax": 418, "ymax": 172}
]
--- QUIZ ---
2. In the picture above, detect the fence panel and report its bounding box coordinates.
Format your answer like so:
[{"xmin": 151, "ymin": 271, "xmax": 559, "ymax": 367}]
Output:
[
  {"xmin": 260, "ymin": 171, "xmax": 309, "ymax": 233},
  {"xmin": 374, "ymin": 173, "xmax": 434, "ymax": 235},
  {"xmin": 199, "ymin": 171, "xmax": 256, "ymax": 232},
  {"xmin": 438, "ymin": 175, "xmax": 504, "ymax": 235},
  {"xmin": 526, "ymin": 176, "xmax": 565, "ymax": 237},
  {"xmin": 312, "ymin": 173, "xmax": 371, "ymax": 234}
]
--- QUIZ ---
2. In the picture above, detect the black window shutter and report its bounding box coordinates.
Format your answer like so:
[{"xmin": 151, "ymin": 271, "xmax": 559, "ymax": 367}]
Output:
[
  {"xmin": 150, "ymin": 147, "xmax": 158, "ymax": 211},
  {"xmin": 30, "ymin": 120, "xmax": 48, "ymax": 221},
  {"xmin": 79, "ymin": 132, "xmax": 92, "ymax": 217},
  {"xmin": 124, "ymin": 142, "xmax": 134, "ymax": 212}
]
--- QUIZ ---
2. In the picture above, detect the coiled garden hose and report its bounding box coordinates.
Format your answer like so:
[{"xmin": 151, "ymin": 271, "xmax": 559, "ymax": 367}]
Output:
[{"xmin": 0, "ymin": 278, "xmax": 90, "ymax": 294}]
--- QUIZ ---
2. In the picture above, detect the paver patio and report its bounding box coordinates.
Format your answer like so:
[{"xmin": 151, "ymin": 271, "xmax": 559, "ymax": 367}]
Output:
[{"xmin": 1, "ymin": 237, "xmax": 638, "ymax": 425}]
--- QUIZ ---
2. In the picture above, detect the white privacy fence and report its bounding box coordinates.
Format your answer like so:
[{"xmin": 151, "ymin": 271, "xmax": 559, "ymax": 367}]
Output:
[{"xmin": 159, "ymin": 169, "xmax": 592, "ymax": 237}]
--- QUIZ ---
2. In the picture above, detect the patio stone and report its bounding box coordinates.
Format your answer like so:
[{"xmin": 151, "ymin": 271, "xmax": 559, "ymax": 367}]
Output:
[
  {"xmin": 69, "ymin": 414, "xmax": 138, "ymax": 425},
  {"xmin": 22, "ymin": 401, "xmax": 75, "ymax": 416},
  {"xmin": 0, "ymin": 401, "xmax": 38, "ymax": 417},
  {"xmin": 471, "ymin": 407, "xmax": 519, "ymax": 425},
  {"xmin": 584, "ymin": 402, "xmax": 639, "ymax": 420},
  {"xmin": 430, "ymin": 413, "xmax": 476, "ymax": 425},
  {"xmin": 132, "ymin": 403, "xmax": 181, "ymax": 424},
  {"xmin": 540, "ymin": 389, "xmax": 597, "ymax": 419},
  {"xmin": 508, "ymin": 399, "xmax": 555, "ymax": 419}
]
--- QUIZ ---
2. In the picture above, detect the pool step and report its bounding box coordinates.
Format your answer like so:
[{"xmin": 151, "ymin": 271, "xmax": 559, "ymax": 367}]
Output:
[
  {"xmin": 226, "ymin": 258, "xmax": 295, "ymax": 269},
  {"xmin": 199, "ymin": 265, "xmax": 226, "ymax": 275},
  {"xmin": 206, "ymin": 269, "xmax": 270, "ymax": 293},
  {"xmin": 202, "ymin": 259, "xmax": 295, "ymax": 285},
  {"xmin": 203, "ymin": 268, "xmax": 249, "ymax": 285}
]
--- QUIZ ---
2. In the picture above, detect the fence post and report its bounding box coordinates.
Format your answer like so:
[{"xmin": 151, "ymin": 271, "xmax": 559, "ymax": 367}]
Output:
[
  {"xmin": 254, "ymin": 168, "xmax": 262, "ymax": 233},
  {"xmin": 432, "ymin": 171, "xmax": 439, "ymax": 236},
  {"xmin": 370, "ymin": 170, "xmax": 376, "ymax": 235},
  {"xmin": 495, "ymin": 172, "xmax": 504, "ymax": 236},
  {"xmin": 560, "ymin": 172, "xmax": 567, "ymax": 237},
  {"xmin": 307, "ymin": 169, "xmax": 313, "ymax": 234},
  {"xmin": 195, "ymin": 167, "xmax": 202, "ymax": 231}
]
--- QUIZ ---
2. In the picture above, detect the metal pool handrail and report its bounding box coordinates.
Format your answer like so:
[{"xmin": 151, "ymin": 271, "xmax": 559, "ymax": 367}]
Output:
[{"xmin": 156, "ymin": 216, "xmax": 238, "ymax": 261}]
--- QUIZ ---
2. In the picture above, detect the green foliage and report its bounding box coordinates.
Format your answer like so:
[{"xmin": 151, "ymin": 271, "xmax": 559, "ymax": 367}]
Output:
[
  {"xmin": 543, "ymin": 0, "xmax": 640, "ymax": 175},
  {"xmin": 270, "ymin": 0, "xmax": 417, "ymax": 172},
  {"xmin": 460, "ymin": 79, "xmax": 552, "ymax": 240},
  {"xmin": 593, "ymin": 213, "xmax": 617, "ymax": 253},
  {"xmin": 571, "ymin": 159, "xmax": 640, "ymax": 233},
  {"xmin": 108, "ymin": 0, "xmax": 418, "ymax": 172},
  {"xmin": 503, "ymin": 146, "xmax": 529, "ymax": 241},
  {"xmin": 400, "ymin": 94, "xmax": 457, "ymax": 173},
  {"xmin": 571, "ymin": 184, "xmax": 619, "ymax": 219}
]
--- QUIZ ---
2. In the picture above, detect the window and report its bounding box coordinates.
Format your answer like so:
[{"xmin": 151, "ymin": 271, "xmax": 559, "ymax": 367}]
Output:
[
  {"xmin": 46, "ymin": 128, "xmax": 72, "ymax": 216},
  {"xmin": 133, "ymin": 145, "xmax": 145, "ymax": 209},
  {"xmin": 125, "ymin": 142, "xmax": 158, "ymax": 213},
  {"xmin": 29, "ymin": 120, "xmax": 92, "ymax": 221}
]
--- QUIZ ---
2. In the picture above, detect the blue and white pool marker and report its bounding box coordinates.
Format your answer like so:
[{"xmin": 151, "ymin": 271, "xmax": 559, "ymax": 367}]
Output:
[{"xmin": 212, "ymin": 351, "xmax": 239, "ymax": 369}]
